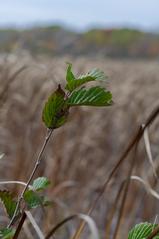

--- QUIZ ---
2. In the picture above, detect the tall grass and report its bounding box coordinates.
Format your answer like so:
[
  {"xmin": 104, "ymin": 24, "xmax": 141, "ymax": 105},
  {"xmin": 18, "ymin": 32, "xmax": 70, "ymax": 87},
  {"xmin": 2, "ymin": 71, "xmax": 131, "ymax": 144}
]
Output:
[{"xmin": 0, "ymin": 54, "xmax": 159, "ymax": 238}]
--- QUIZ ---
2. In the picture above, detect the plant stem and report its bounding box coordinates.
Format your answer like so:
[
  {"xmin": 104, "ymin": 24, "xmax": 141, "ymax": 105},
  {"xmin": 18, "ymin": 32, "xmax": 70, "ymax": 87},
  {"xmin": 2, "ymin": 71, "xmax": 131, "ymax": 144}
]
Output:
[
  {"xmin": 13, "ymin": 212, "xmax": 27, "ymax": 239},
  {"xmin": 8, "ymin": 128, "xmax": 54, "ymax": 228}
]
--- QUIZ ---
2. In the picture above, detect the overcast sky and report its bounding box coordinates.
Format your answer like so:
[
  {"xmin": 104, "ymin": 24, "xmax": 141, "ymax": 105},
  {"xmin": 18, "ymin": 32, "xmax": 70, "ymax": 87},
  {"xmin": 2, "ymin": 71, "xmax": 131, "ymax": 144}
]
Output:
[{"xmin": 0, "ymin": 0, "xmax": 158, "ymax": 31}]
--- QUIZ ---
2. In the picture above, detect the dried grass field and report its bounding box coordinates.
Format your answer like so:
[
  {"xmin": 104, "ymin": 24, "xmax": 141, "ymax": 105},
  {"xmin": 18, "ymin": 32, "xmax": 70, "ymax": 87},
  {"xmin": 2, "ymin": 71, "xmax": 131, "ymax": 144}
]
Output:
[{"xmin": 0, "ymin": 54, "xmax": 159, "ymax": 238}]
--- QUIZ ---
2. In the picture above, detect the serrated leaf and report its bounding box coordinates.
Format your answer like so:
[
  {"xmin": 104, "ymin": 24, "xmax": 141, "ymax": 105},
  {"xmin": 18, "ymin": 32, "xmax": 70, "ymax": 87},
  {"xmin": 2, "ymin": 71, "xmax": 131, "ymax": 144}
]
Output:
[
  {"xmin": 128, "ymin": 222, "xmax": 159, "ymax": 239},
  {"xmin": 67, "ymin": 86, "xmax": 112, "ymax": 107},
  {"xmin": 65, "ymin": 64, "xmax": 107, "ymax": 92},
  {"xmin": 32, "ymin": 177, "xmax": 50, "ymax": 191},
  {"xmin": 78, "ymin": 68, "xmax": 107, "ymax": 82},
  {"xmin": 0, "ymin": 190, "xmax": 17, "ymax": 219},
  {"xmin": 0, "ymin": 228, "xmax": 15, "ymax": 239},
  {"xmin": 24, "ymin": 190, "xmax": 43, "ymax": 209},
  {"xmin": 66, "ymin": 63, "xmax": 75, "ymax": 83},
  {"xmin": 42, "ymin": 85, "xmax": 68, "ymax": 129}
]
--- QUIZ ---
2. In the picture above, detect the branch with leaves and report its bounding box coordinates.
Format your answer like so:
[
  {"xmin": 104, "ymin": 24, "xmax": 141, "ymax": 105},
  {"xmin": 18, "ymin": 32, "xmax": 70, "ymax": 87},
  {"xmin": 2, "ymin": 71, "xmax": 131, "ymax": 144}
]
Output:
[
  {"xmin": 0, "ymin": 63, "xmax": 112, "ymax": 238},
  {"xmin": 42, "ymin": 63, "xmax": 112, "ymax": 129}
]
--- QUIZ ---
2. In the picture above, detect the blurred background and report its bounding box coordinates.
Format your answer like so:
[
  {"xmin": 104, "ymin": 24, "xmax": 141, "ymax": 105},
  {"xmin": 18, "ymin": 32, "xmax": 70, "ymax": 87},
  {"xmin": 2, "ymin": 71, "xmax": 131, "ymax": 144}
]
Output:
[
  {"xmin": 0, "ymin": 0, "xmax": 159, "ymax": 57},
  {"xmin": 0, "ymin": 1, "xmax": 159, "ymax": 238}
]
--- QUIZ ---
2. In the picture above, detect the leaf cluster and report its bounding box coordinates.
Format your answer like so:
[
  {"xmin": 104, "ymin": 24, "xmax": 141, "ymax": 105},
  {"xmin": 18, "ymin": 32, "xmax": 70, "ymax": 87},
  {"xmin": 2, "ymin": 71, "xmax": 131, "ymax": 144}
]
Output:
[
  {"xmin": 0, "ymin": 177, "xmax": 50, "ymax": 238},
  {"xmin": 42, "ymin": 63, "xmax": 113, "ymax": 129}
]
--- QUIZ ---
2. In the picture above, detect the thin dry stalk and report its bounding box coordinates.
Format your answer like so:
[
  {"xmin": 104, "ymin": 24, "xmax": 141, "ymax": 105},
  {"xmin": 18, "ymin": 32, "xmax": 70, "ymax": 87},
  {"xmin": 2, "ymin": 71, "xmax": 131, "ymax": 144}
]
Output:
[
  {"xmin": 52, "ymin": 180, "xmax": 77, "ymax": 195},
  {"xmin": 105, "ymin": 182, "xmax": 125, "ymax": 239},
  {"xmin": 71, "ymin": 105, "xmax": 159, "ymax": 239},
  {"xmin": 23, "ymin": 222, "xmax": 34, "ymax": 239},
  {"xmin": 130, "ymin": 176, "xmax": 159, "ymax": 200},
  {"xmin": 112, "ymin": 144, "xmax": 138, "ymax": 239},
  {"xmin": 25, "ymin": 211, "xmax": 44, "ymax": 239},
  {"xmin": 143, "ymin": 126, "xmax": 158, "ymax": 179},
  {"xmin": 45, "ymin": 213, "xmax": 99, "ymax": 239},
  {"xmin": 0, "ymin": 181, "xmax": 28, "ymax": 187},
  {"xmin": 0, "ymin": 65, "xmax": 27, "ymax": 105},
  {"xmin": 9, "ymin": 128, "xmax": 53, "ymax": 230}
]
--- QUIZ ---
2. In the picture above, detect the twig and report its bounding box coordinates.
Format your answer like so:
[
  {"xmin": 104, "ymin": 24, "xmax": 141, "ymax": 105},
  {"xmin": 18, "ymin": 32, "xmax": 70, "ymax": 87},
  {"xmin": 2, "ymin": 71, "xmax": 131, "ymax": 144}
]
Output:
[
  {"xmin": 13, "ymin": 211, "xmax": 45, "ymax": 239},
  {"xmin": 13, "ymin": 212, "xmax": 27, "ymax": 239},
  {"xmin": 8, "ymin": 128, "xmax": 53, "ymax": 228}
]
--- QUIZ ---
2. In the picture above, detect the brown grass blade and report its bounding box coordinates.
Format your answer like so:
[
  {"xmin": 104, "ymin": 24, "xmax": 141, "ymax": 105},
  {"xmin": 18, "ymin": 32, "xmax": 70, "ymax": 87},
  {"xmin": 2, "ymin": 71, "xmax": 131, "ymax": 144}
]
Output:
[
  {"xmin": 143, "ymin": 127, "xmax": 158, "ymax": 179},
  {"xmin": 71, "ymin": 105, "xmax": 159, "ymax": 239},
  {"xmin": 45, "ymin": 213, "xmax": 99, "ymax": 239},
  {"xmin": 112, "ymin": 143, "xmax": 138, "ymax": 239},
  {"xmin": 105, "ymin": 182, "xmax": 125, "ymax": 239}
]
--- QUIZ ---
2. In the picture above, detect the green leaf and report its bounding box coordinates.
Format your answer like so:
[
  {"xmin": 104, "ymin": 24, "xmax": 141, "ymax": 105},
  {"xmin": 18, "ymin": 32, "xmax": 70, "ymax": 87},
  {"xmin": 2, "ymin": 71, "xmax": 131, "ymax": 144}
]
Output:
[
  {"xmin": 65, "ymin": 64, "xmax": 107, "ymax": 92},
  {"xmin": 0, "ymin": 190, "xmax": 17, "ymax": 219},
  {"xmin": 66, "ymin": 63, "xmax": 75, "ymax": 83},
  {"xmin": 67, "ymin": 86, "xmax": 112, "ymax": 107},
  {"xmin": 0, "ymin": 228, "xmax": 15, "ymax": 239},
  {"xmin": 24, "ymin": 190, "xmax": 44, "ymax": 209},
  {"xmin": 32, "ymin": 177, "xmax": 50, "ymax": 191},
  {"xmin": 128, "ymin": 222, "xmax": 159, "ymax": 239},
  {"xmin": 42, "ymin": 85, "xmax": 68, "ymax": 129}
]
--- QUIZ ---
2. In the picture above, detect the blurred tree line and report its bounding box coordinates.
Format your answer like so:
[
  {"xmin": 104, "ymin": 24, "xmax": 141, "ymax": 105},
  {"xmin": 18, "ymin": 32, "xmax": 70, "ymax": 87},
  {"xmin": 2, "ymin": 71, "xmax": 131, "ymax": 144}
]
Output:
[{"xmin": 0, "ymin": 26, "xmax": 159, "ymax": 58}]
